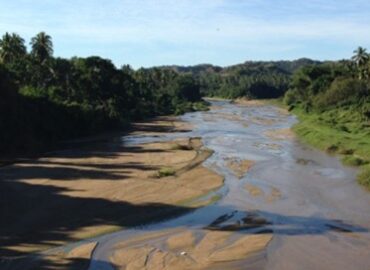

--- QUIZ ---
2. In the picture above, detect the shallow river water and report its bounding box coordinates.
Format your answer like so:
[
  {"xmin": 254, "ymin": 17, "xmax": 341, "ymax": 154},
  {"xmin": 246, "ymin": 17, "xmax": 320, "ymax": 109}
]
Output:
[{"xmin": 89, "ymin": 101, "xmax": 370, "ymax": 270}]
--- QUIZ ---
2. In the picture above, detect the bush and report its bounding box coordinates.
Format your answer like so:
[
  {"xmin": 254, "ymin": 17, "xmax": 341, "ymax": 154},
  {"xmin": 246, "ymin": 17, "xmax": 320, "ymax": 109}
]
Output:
[
  {"xmin": 316, "ymin": 78, "xmax": 368, "ymax": 108},
  {"xmin": 192, "ymin": 101, "xmax": 209, "ymax": 111},
  {"xmin": 156, "ymin": 167, "xmax": 176, "ymax": 178},
  {"xmin": 339, "ymin": 149, "xmax": 354, "ymax": 155},
  {"xmin": 342, "ymin": 156, "xmax": 368, "ymax": 166},
  {"xmin": 358, "ymin": 166, "xmax": 370, "ymax": 189},
  {"xmin": 283, "ymin": 89, "xmax": 297, "ymax": 105},
  {"xmin": 326, "ymin": 144, "xmax": 339, "ymax": 153},
  {"xmin": 361, "ymin": 102, "xmax": 370, "ymax": 120}
]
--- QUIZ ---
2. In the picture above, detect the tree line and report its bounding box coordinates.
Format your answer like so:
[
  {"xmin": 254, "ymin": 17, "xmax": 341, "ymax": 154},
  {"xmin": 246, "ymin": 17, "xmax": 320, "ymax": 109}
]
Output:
[
  {"xmin": 2, "ymin": 31, "xmax": 368, "ymax": 157},
  {"xmin": 0, "ymin": 32, "xmax": 205, "ymax": 155},
  {"xmin": 160, "ymin": 58, "xmax": 319, "ymax": 99},
  {"xmin": 284, "ymin": 46, "xmax": 370, "ymax": 119}
]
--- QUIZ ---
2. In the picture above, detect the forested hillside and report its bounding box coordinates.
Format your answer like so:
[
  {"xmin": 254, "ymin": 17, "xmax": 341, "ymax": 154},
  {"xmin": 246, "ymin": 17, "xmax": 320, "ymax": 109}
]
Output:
[
  {"xmin": 283, "ymin": 47, "xmax": 370, "ymax": 188},
  {"xmin": 161, "ymin": 59, "xmax": 319, "ymax": 99},
  {"xmin": 0, "ymin": 32, "xmax": 206, "ymax": 155}
]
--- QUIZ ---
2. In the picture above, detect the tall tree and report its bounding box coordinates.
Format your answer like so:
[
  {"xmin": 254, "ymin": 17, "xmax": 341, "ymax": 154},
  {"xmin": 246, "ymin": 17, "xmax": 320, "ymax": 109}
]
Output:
[
  {"xmin": 30, "ymin": 32, "xmax": 53, "ymax": 64},
  {"xmin": 0, "ymin": 32, "xmax": 27, "ymax": 64},
  {"xmin": 352, "ymin": 47, "xmax": 369, "ymax": 67},
  {"xmin": 352, "ymin": 47, "xmax": 370, "ymax": 80}
]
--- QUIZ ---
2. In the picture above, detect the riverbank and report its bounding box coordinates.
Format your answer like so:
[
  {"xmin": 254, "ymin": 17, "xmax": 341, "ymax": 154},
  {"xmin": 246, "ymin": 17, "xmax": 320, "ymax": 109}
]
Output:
[
  {"xmin": 0, "ymin": 117, "xmax": 223, "ymax": 269},
  {"xmin": 253, "ymin": 98, "xmax": 370, "ymax": 189},
  {"xmin": 289, "ymin": 105, "xmax": 370, "ymax": 189}
]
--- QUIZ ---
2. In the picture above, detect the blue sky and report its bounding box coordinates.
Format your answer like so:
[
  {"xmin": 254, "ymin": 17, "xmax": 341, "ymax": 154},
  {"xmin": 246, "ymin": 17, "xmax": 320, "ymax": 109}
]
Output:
[{"xmin": 1, "ymin": 0, "xmax": 370, "ymax": 68}]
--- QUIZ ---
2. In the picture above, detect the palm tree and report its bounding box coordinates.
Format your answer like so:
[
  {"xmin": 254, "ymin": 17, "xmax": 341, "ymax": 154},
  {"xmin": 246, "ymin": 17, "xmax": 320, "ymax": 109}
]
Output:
[
  {"xmin": 0, "ymin": 32, "xmax": 27, "ymax": 64},
  {"xmin": 352, "ymin": 47, "xmax": 369, "ymax": 67},
  {"xmin": 352, "ymin": 47, "xmax": 370, "ymax": 80},
  {"xmin": 30, "ymin": 32, "xmax": 53, "ymax": 63}
]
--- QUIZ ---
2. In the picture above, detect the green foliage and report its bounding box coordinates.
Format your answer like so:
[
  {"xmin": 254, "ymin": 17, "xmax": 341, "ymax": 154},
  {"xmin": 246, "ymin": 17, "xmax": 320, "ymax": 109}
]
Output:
[
  {"xmin": 161, "ymin": 60, "xmax": 319, "ymax": 100},
  {"xmin": 192, "ymin": 101, "xmax": 209, "ymax": 111},
  {"xmin": 283, "ymin": 89, "xmax": 297, "ymax": 105},
  {"xmin": 197, "ymin": 62, "xmax": 292, "ymax": 99},
  {"xmin": 358, "ymin": 166, "xmax": 370, "ymax": 189},
  {"xmin": 0, "ymin": 32, "xmax": 27, "ymax": 64},
  {"xmin": 30, "ymin": 32, "xmax": 53, "ymax": 64},
  {"xmin": 0, "ymin": 32, "xmax": 205, "ymax": 156},
  {"xmin": 157, "ymin": 167, "xmax": 176, "ymax": 178},
  {"xmin": 286, "ymin": 48, "xmax": 370, "ymax": 189},
  {"xmin": 315, "ymin": 78, "xmax": 368, "ymax": 108},
  {"xmin": 342, "ymin": 156, "xmax": 368, "ymax": 166}
]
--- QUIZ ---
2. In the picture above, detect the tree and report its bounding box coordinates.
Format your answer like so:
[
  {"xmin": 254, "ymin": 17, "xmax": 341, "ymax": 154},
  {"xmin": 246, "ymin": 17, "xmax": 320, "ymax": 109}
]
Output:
[
  {"xmin": 30, "ymin": 32, "xmax": 53, "ymax": 63},
  {"xmin": 352, "ymin": 47, "xmax": 369, "ymax": 67},
  {"xmin": 0, "ymin": 32, "xmax": 27, "ymax": 64},
  {"xmin": 352, "ymin": 46, "xmax": 369, "ymax": 80}
]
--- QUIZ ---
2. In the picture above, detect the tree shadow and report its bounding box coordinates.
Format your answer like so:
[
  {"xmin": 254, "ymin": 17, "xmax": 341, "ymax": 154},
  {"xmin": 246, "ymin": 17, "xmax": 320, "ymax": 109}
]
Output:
[
  {"xmin": 0, "ymin": 178, "xmax": 193, "ymax": 256},
  {"xmin": 0, "ymin": 116, "xmax": 180, "ymax": 166},
  {"xmin": 1, "ymin": 256, "xmax": 115, "ymax": 270},
  {"xmin": 0, "ymin": 141, "xmax": 171, "ymax": 182},
  {"xmin": 0, "ymin": 138, "xmax": 184, "ymax": 262}
]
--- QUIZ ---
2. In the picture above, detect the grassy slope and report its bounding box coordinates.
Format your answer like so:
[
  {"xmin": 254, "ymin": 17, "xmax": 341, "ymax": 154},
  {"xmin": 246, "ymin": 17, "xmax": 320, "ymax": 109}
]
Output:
[{"xmin": 291, "ymin": 106, "xmax": 370, "ymax": 189}]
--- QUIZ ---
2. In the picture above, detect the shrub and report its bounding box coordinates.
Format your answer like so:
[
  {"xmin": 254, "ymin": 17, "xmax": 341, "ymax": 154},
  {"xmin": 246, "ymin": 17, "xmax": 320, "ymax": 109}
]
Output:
[
  {"xmin": 358, "ymin": 166, "xmax": 370, "ymax": 189},
  {"xmin": 157, "ymin": 167, "xmax": 176, "ymax": 178},
  {"xmin": 339, "ymin": 149, "xmax": 354, "ymax": 155},
  {"xmin": 326, "ymin": 144, "xmax": 339, "ymax": 153},
  {"xmin": 342, "ymin": 156, "xmax": 368, "ymax": 166},
  {"xmin": 316, "ymin": 78, "xmax": 368, "ymax": 108},
  {"xmin": 283, "ymin": 89, "xmax": 297, "ymax": 105}
]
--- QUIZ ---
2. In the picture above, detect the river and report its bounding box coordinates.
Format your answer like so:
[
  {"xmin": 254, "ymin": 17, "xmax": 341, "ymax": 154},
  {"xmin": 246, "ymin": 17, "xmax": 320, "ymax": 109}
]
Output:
[{"xmin": 89, "ymin": 100, "xmax": 370, "ymax": 270}]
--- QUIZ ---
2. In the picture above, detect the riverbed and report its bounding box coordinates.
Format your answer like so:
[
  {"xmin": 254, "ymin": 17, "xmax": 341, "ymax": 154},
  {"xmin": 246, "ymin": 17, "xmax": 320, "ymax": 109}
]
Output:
[{"xmin": 86, "ymin": 100, "xmax": 370, "ymax": 270}]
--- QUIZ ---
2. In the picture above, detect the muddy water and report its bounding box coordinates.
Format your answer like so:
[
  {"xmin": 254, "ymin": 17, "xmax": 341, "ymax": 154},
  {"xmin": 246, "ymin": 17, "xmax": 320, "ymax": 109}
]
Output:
[{"xmin": 89, "ymin": 101, "xmax": 370, "ymax": 270}]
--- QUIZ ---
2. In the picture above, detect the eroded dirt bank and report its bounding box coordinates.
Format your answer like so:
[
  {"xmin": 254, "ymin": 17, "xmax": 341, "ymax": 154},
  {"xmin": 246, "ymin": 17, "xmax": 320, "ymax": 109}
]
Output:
[{"xmin": 0, "ymin": 117, "xmax": 223, "ymax": 270}]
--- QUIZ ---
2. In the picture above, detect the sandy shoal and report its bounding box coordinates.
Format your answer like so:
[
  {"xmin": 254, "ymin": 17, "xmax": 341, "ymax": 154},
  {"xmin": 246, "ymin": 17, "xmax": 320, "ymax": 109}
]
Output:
[{"xmin": 0, "ymin": 117, "xmax": 223, "ymax": 269}]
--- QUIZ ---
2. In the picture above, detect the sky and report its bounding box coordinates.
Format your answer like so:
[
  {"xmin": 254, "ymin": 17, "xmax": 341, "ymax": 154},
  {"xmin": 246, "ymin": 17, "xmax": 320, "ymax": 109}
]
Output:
[{"xmin": 1, "ymin": 0, "xmax": 370, "ymax": 68}]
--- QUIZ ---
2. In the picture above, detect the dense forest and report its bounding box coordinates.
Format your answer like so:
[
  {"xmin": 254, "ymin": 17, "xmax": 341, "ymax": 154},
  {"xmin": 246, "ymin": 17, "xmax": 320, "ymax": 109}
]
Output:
[
  {"xmin": 0, "ymin": 31, "xmax": 317, "ymax": 156},
  {"xmin": 160, "ymin": 58, "xmax": 319, "ymax": 99},
  {"xmin": 0, "ymin": 32, "xmax": 206, "ymax": 155}
]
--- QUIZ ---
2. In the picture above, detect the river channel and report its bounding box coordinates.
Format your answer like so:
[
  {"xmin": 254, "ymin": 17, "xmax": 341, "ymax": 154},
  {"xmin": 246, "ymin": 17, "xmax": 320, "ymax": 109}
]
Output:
[{"xmin": 89, "ymin": 100, "xmax": 370, "ymax": 270}]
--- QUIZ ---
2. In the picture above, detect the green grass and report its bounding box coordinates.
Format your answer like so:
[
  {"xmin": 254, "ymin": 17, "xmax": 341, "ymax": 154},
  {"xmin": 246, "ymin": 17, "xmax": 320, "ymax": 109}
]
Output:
[
  {"xmin": 358, "ymin": 166, "xmax": 370, "ymax": 189},
  {"xmin": 192, "ymin": 101, "xmax": 210, "ymax": 111},
  {"xmin": 291, "ymin": 106, "xmax": 370, "ymax": 189},
  {"xmin": 156, "ymin": 167, "xmax": 176, "ymax": 178},
  {"xmin": 342, "ymin": 156, "xmax": 368, "ymax": 166},
  {"xmin": 262, "ymin": 98, "xmax": 285, "ymax": 107}
]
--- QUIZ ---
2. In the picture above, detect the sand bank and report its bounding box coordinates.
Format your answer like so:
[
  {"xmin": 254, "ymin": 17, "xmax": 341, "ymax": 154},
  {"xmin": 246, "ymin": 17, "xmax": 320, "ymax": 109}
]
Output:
[{"xmin": 0, "ymin": 117, "xmax": 223, "ymax": 269}]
